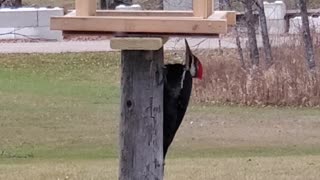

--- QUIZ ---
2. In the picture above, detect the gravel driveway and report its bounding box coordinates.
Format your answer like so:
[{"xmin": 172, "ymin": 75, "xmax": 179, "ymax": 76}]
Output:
[{"xmin": 0, "ymin": 35, "xmax": 299, "ymax": 53}]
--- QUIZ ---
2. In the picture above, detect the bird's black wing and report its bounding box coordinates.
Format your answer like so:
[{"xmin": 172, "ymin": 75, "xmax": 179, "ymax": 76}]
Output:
[
  {"xmin": 163, "ymin": 88, "xmax": 179, "ymax": 158},
  {"xmin": 163, "ymin": 72, "xmax": 193, "ymax": 158},
  {"xmin": 175, "ymin": 72, "xmax": 193, "ymax": 136}
]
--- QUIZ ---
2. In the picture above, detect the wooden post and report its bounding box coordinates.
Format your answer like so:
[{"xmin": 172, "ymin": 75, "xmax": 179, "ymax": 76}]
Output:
[
  {"xmin": 193, "ymin": 0, "xmax": 213, "ymax": 18},
  {"xmin": 75, "ymin": 0, "xmax": 97, "ymax": 16},
  {"xmin": 118, "ymin": 39, "xmax": 164, "ymax": 180}
]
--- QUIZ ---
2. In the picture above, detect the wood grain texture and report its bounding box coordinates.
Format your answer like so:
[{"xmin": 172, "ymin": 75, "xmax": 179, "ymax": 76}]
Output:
[
  {"xmin": 193, "ymin": 0, "xmax": 213, "ymax": 18},
  {"xmin": 119, "ymin": 49, "xmax": 164, "ymax": 180},
  {"xmin": 111, "ymin": 37, "xmax": 167, "ymax": 50},
  {"xmin": 208, "ymin": 11, "xmax": 236, "ymax": 26},
  {"xmin": 75, "ymin": 0, "xmax": 96, "ymax": 16},
  {"xmin": 51, "ymin": 16, "xmax": 227, "ymax": 34},
  {"xmin": 226, "ymin": 11, "xmax": 237, "ymax": 26}
]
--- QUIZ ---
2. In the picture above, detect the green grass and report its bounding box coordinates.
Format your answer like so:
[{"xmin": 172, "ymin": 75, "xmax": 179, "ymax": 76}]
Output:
[
  {"xmin": 0, "ymin": 53, "xmax": 121, "ymax": 162},
  {"xmin": 1, "ymin": 53, "xmax": 320, "ymax": 179}
]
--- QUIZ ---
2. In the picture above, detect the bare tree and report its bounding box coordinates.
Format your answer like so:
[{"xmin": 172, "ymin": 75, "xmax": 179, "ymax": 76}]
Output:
[
  {"xmin": 226, "ymin": 0, "xmax": 245, "ymax": 68},
  {"xmin": 298, "ymin": 0, "xmax": 316, "ymax": 70},
  {"xmin": 255, "ymin": 0, "xmax": 273, "ymax": 66},
  {"xmin": 244, "ymin": 0, "xmax": 259, "ymax": 67},
  {"xmin": 100, "ymin": 0, "xmax": 107, "ymax": 9}
]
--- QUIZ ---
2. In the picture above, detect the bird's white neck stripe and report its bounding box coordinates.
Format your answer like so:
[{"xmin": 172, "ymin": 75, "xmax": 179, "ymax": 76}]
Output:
[{"xmin": 180, "ymin": 69, "xmax": 187, "ymax": 89}]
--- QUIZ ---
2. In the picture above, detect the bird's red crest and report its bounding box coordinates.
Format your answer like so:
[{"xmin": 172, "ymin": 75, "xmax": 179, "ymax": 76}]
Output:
[{"xmin": 197, "ymin": 60, "xmax": 203, "ymax": 80}]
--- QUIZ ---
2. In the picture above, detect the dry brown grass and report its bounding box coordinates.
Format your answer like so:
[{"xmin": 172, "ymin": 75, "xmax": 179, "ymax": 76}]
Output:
[{"xmin": 192, "ymin": 40, "xmax": 320, "ymax": 106}]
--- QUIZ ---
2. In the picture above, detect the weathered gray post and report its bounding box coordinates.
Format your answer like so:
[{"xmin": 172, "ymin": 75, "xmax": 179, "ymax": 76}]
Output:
[{"xmin": 111, "ymin": 38, "xmax": 164, "ymax": 180}]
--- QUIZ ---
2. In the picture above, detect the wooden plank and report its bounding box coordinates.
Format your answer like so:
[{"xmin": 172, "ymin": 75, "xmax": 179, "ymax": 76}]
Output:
[
  {"xmin": 75, "ymin": 0, "xmax": 96, "ymax": 16},
  {"xmin": 193, "ymin": 0, "xmax": 213, "ymax": 18},
  {"xmin": 51, "ymin": 16, "xmax": 227, "ymax": 34},
  {"xmin": 96, "ymin": 10, "xmax": 194, "ymax": 17},
  {"xmin": 226, "ymin": 11, "xmax": 237, "ymax": 25},
  {"xmin": 120, "ymin": 49, "xmax": 164, "ymax": 180},
  {"xmin": 209, "ymin": 11, "xmax": 236, "ymax": 26},
  {"xmin": 62, "ymin": 31, "xmax": 219, "ymax": 40},
  {"xmin": 111, "ymin": 37, "xmax": 167, "ymax": 50}
]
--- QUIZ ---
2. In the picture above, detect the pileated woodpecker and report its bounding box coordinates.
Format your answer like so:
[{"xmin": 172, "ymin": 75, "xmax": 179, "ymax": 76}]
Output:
[{"xmin": 163, "ymin": 39, "xmax": 203, "ymax": 159}]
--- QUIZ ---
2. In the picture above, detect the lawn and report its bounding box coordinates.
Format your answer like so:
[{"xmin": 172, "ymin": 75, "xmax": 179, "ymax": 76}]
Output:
[{"xmin": 1, "ymin": 53, "xmax": 320, "ymax": 179}]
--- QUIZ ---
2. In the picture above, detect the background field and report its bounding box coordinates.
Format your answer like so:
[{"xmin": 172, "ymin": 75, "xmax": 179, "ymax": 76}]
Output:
[{"xmin": 1, "ymin": 53, "xmax": 320, "ymax": 179}]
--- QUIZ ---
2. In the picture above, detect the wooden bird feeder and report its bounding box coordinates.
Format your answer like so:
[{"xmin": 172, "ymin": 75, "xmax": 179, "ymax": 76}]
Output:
[
  {"xmin": 51, "ymin": 0, "xmax": 235, "ymax": 37},
  {"xmin": 50, "ymin": 1, "xmax": 235, "ymax": 180}
]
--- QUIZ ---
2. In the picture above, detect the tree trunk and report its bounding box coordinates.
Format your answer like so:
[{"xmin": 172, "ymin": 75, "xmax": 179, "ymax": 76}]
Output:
[
  {"xmin": 0, "ymin": 0, "xmax": 22, "ymax": 8},
  {"xmin": 100, "ymin": 0, "xmax": 107, "ymax": 9},
  {"xmin": 235, "ymin": 25, "xmax": 246, "ymax": 68},
  {"xmin": 244, "ymin": 0, "xmax": 259, "ymax": 67},
  {"xmin": 226, "ymin": 0, "xmax": 245, "ymax": 68},
  {"xmin": 257, "ymin": 0, "xmax": 273, "ymax": 66},
  {"xmin": 298, "ymin": 0, "xmax": 316, "ymax": 70},
  {"xmin": 119, "ymin": 49, "xmax": 164, "ymax": 180}
]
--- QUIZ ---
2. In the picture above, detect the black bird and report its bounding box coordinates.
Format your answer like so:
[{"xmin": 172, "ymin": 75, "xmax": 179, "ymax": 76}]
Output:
[{"xmin": 163, "ymin": 39, "xmax": 203, "ymax": 159}]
